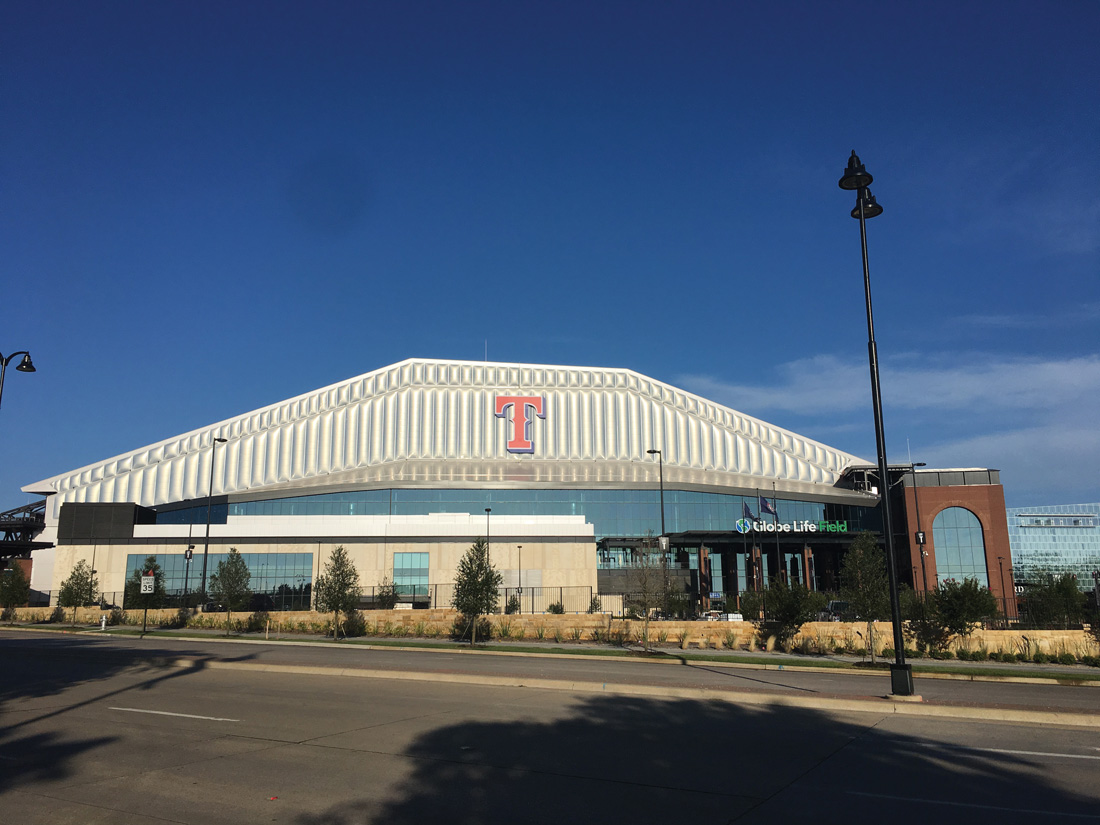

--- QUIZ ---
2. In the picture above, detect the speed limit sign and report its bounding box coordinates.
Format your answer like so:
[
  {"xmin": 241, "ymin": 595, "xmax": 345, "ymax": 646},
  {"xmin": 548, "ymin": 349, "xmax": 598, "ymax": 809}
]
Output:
[{"xmin": 141, "ymin": 573, "xmax": 154, "ymax": 594}]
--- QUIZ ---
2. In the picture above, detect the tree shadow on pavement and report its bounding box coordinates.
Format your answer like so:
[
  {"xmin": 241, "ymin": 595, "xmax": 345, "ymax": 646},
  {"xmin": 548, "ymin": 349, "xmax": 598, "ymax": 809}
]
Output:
[
  {"xmin": 0, "ymin": 632, "xmax": 258, "ymax": 795},
  {"xmin": 295, "ymin": 693, "xmax": 1098, "ymax": 825}
]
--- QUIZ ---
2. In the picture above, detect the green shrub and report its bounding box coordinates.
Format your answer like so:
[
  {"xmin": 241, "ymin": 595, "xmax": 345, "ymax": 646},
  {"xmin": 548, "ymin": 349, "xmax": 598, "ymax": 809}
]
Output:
[
  {"xmin": 1032, "ymin": 651, "xmax": 1049, "ymax": 664},
  {"xmin": 343, "ymin": 611, "xmax": 367, "ymax": 637},
  {"xmin": 505, "ymin": 595, "xmax": 521, "ymax": 615},
  {"xmin": 930, "ymin": 650, "xmax": 954, "ymax": 660},
  {"xmin": 50, "ymin": 605, "xmax": 66, "ymax": 623},
  {"xmin": 587, "ymin": 595, "xmax": 602, "ymax": 614},
  {"xmin": 955, "ymin": 649, "xmax": 971, "ymax": 661},
  {"xmin": 658, "ymin": 629, "xmax": 669, "ymax": 645},
  {"xmin": 245, "ymin": 610, "xmax": 269, "ymax": 633},
  {"xmin": 1080, "ymin": 655, "xmax": 1099, "ymax": 668},
  {"xmin": 970, "ymin": 648, "xmax": 989, "ymax": 661},
  {"xmin": 1000, "ymin": 651, "xmax": 1017, "ymax": 663},
  {"xmin": 107, "ymin": 607, "xmax": 124, "ymax": 626},
  {"xmin": 723, "ymin": 630, "xmax": 738, "ymax": 650},
  {"xmin": 496, "ymin": 619, "xmax": 513, "ymax": 639},
  {"xmin": 1056, "ymin": 652, "xmax": 1077, "ymax": 666},
  {"xmin": 569, "ymin": 626, "xmax": 584, "ymax": 641},
  {"xmin": 905, "ymin": 647, "xmax": 924, "ymax": 659},
  {"xmin": 548, "ymin": 602, "xmax": 565, "ymax": 615},
  {"xmin": 534, "ymin": 624, "xmax": 546, "ymax": 640}
]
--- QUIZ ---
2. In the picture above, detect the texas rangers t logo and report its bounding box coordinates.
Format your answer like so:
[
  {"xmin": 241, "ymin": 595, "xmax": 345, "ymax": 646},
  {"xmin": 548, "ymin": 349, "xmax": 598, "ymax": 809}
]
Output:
[{"xmin": 494, "ymin": 395, "xmax": 546, "ymax": 454}]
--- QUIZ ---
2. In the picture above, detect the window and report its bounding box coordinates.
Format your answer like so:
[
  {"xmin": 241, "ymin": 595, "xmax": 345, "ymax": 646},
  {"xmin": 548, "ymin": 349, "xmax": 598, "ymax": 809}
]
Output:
[
  {"xmin": 932, "ymin": 507, "xmax": 988, "ymax": 586},
  {"xmin": 393, "ymin": 552, "xmax": 429, "ymax": 597}
]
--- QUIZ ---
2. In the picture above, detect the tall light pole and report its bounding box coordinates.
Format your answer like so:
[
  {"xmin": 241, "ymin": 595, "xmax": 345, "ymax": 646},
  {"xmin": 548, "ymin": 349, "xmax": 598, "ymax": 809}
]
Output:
[
  {"xmin": 517, "ymin": 544, "xmax": 523, "ymax": 613},
  {"xmin": 839, "ymin": 151, "xmax": 913, "ymax": 697},
  {"xmin": 0, "ymin": 351, "xmax": 36, "ymax": 410},
  {"xmin": 199, "ymin": 437, "xmax": 228, "ymax": 602},
  {"xmin": 646, "ymin": 449, "xmax": 666, "ymax": 537},
  {"xmin": 909, "ymin": 462, "xmax": 928, "ymax": 593}
]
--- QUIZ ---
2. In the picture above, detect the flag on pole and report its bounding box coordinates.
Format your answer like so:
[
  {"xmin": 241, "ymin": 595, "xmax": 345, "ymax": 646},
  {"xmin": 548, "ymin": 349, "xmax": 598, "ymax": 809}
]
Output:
[
  {"xmin": 743, "ymin": 501, "xmax": 756, "ymax": 520},
  {"xmin": 760, "ymin": 495, "xmax": 778, "ymax": 517}
]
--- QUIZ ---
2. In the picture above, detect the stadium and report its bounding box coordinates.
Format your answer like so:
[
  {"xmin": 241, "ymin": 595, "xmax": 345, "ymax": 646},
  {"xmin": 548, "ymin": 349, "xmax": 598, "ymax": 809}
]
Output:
[{"xmin": 19, "ymin": 358, "xmax": 1014, "ymax": 613}]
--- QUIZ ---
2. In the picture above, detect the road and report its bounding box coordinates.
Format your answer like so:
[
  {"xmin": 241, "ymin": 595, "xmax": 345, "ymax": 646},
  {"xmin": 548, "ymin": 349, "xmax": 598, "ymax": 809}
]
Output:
[{"xmin": 2, "ymin": 631, "xmax": 1099, "ymax": 824}]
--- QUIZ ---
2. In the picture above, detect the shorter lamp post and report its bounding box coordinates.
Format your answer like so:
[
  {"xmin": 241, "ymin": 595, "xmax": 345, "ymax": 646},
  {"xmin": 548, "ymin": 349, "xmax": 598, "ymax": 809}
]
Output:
[
  {"xmin": 998, "ymin": 556, "xmax": 1009, "ymax": 625},
  {"xmin": 517, "ymin": 544, "xmax": 523, "ymax": 613},
  {"xmin": 0, "ymin": 351, "xmax": 36, "ymax": 410},
  {"xmin": 199, "ymin": 437, "xmax": 228, "ymax": 602},
  {"xmin": 646, "ymin": 449, "xmax": 666, "ymax": 537}
]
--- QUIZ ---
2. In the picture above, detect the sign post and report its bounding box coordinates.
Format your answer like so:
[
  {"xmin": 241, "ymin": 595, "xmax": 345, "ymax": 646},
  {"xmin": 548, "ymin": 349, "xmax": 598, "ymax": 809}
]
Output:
[{"xmin": 140, "ymin": 572, "xmax": 154, "ymax": 635}]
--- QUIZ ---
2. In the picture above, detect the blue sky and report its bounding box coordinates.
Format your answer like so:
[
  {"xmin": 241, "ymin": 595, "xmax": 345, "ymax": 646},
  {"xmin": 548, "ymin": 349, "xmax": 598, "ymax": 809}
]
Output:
[{"xmin": 3, "ymin": 1, "xmax": 1098, "ymax": 510}]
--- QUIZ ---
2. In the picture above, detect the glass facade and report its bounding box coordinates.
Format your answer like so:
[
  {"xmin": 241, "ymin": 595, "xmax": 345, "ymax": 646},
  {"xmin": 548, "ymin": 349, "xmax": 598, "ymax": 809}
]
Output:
[
  {"xmin": 393, "ymin": 551, "xmax": 429, "ymax": 597},
  {"xmin": 1007, "ymin": 503, "xmax": 1100, "ymax": 592},
  {"xmin": 124, "ymin": 552, "xmax": 313, "ymax": 609},
  {"xmin": 220, "ymin": 487, "xmax": 875, "ymax": 545},
  {"xmin": 932, "ymin": 507, "xmax": 989, "ymax": 586}
]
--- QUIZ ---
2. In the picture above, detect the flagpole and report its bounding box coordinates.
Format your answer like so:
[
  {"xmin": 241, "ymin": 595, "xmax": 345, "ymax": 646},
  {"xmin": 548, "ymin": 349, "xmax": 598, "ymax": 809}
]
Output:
[{"xmin": 772, "ymin": 482, "xmax": 782, "ymax": 583}]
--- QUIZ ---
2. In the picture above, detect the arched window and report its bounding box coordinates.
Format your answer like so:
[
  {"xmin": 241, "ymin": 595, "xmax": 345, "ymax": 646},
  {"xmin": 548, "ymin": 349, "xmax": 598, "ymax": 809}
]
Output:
[{"xmin": 932, "ymin": 507, "xmax": 988, "ymax": 586}]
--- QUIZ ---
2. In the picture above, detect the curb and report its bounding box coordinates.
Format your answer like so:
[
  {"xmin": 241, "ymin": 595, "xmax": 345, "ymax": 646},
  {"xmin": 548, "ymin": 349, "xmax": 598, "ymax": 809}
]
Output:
[{"xmin": 171, "ymin": 656, "xmax": 1100, "ymax": 729}]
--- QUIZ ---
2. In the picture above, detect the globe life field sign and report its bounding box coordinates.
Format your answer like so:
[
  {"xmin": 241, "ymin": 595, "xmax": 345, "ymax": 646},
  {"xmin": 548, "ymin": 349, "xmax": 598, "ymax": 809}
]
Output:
[{"xmin": 734, "ymin": 519, "xmax": 849, "ymax": 534}]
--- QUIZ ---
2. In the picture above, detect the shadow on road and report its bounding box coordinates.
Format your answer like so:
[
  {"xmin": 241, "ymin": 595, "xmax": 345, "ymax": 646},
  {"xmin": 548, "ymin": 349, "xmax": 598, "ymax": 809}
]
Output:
[
  {"xmin": 0, "ymin": 632, "xmax": 258, "ymax": 795},
  {"xmin": 295, "ymin": 693, "xmax": 1097, "ymax": 825}
]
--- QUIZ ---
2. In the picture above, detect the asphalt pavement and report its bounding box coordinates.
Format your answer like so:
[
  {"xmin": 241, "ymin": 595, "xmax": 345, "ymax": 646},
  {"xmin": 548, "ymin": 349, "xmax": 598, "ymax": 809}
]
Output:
[{"xmin": 3, "ymin": 628, "xmax": 1098, "ymax": 725}]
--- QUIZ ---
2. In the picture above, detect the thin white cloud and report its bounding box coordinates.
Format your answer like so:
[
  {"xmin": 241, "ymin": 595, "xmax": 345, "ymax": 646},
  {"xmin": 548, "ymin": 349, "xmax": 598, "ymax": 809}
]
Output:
[
  {"xmin": 680, "ymin": 353, "xmax": 1100, "ymax": 416},
  {"xmin": 678, "ymin": 352, "xmax": 1100, "ymax": 504}
]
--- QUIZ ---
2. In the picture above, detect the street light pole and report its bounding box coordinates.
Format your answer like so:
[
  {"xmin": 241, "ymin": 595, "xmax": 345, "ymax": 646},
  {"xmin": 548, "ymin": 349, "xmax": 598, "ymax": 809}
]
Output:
[
  {"xmin": 839, "ymin": 151, "xmax": 913, "ymax": 697},
  {"xmin": 0, "ymin": 351, "xmax": 36, "ymax": 410},
  {"xmin": 910, "ymin": 462, "xmax": 928, "ymax": 594},
  {"xmin": 517, "ymin": 544, "xmax": 523, "ymax": 613},
  {"xmin": 199, "ymin": 437, "xmax": 228, "ymax": 602},
  {"xmin": 485, "ymin": 507, "xmax": 491, "ymax": 559},
  {"xmin": 998, "ymin": 556, "xmax": 1009, "ymax": 625},
  {"xmin": 646, "ymin": 449, "xmax": 666, "ymax": 537}
]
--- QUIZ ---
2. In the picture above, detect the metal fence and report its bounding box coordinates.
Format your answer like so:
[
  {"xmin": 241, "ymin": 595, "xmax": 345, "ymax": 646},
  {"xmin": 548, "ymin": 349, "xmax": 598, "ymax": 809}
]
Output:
[{"xmin": 356, "ymin": 584, "xmax": 596, "ymax": 614}]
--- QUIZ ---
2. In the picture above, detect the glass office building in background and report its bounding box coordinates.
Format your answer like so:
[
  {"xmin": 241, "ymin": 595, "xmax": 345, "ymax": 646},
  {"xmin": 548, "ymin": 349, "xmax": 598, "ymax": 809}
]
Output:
[{"xmin": 1007, "ymin": 503, "xmax": 1100, "ymax": 592}]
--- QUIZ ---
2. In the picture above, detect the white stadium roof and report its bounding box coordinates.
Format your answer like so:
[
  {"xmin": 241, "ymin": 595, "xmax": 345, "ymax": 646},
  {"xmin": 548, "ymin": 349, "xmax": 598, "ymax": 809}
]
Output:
[{"xmin": 26, "ymin": 358, "xmax": 872, "ymax": 518}]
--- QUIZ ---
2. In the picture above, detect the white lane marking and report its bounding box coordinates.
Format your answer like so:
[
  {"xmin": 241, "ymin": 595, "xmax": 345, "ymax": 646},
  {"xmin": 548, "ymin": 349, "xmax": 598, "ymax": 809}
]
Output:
[
  {"xmin": 110, "ymin": 707, "xmax": 239, "ymax": 722},
  {"xmin": 917, "ymin": 742, "xmax": 1100, "ymax": 761},
  {"xmin": 850, "ymin": 791, "xmax": 1100, "ymax": 819}
]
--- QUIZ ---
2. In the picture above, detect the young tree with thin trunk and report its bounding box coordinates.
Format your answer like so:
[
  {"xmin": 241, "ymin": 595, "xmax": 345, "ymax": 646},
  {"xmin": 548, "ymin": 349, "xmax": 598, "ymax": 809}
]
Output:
[
  {"xmin": 452, "ymin": 537, "xmax": 501, "ymax": 645},
  {"xmin": 629, "ymin": 534, "xmax": 666, "ymax": 652},
  {"xmin": 207, "ymin": 548, "xmax": 253, "ymax": 635},
  {"xmin": 314, "ymin": 545, "xmax": 361, "ymax": 640},
  {"xmin": 58, "ymin": 560, "xmax": 98, "ymax": 625},
  {"xmin": 1, "ymin": 563, "xmax": 31, "ymax": 622},
  {"xmin": 839, "ymin": 532, "xmax": 891, "ymax": 661}
]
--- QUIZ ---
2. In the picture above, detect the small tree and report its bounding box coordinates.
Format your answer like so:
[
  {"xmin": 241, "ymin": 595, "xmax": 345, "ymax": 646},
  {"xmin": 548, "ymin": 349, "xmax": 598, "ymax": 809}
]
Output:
[
  {"xmin": 314, "ymin": 546, "xmax": 361, "ymax": 640},
  {"xmin": 58, "ymin": 560, "xmax": 99, "ymax": 625},
  {"xmin": 839, "ymin": 532, "xmax": 891, "ymax": 662},
  {"xmin": 628, "ymin": 536, "xmax": 666, "ymax": 651},
  {"xmin": 900, "ymin": 585, "xmax": 951, "ymax": 652},
  {"xmin": 376, "ymin": 576, "xmax": 399, "ymax": 610},
  {"xmin": 934, "ymin": 577, "xmax": 999, "ymax": 639},
  {"xmin": 207, "ymin": 548, "xmax": 252, "ymax": 635},
  {"xmin": 1023, "ymin": 572, "xmax": 1086, "ymax": 629},
  {"xmin": 451, "ymin": 537, "xmax": 501, "ymax": 645},
  {"xmin": 124, "ymin": 556, "xmax": 167, "ymax": 610},
  {"xmin": 1, "ymin": 563, "xmax": 32, "ymax": 622},
  {"xmin": 741, "ymin": 578, "xmax": 827, "ymax": 649}
]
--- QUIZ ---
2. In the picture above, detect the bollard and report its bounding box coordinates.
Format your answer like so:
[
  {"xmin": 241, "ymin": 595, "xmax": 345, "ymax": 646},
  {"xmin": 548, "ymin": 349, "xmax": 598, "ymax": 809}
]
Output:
[{"xmin": 100, "ymin": 614, "xmax": 107, "ymax": 631}]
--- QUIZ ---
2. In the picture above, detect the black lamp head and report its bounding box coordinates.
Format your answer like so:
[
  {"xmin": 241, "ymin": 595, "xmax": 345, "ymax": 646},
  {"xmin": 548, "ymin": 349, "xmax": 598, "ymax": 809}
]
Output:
[
  {"xmin": 16, "ymin": 353, "xmax": 35, "ymax": 373},
  {"xmin": 838, "ymin": 150, "xmax": 873, "ymax": 190},
  {"xmin": 851, "ymin": 188, "xmax": 883, "ymax": 219}
]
